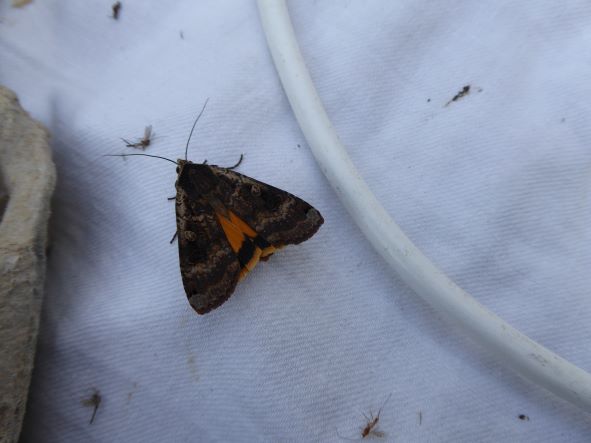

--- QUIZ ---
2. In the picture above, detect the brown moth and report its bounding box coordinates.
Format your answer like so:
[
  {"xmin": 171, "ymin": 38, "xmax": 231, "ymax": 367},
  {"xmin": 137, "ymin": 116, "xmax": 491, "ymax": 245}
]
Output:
[
  {"xmin": 109, "ymin": 101, "xmax": 323, "ymax": 314},
  {"xmin": 175, "ymin": 159, "xmax": 323, "ymax": 314}
]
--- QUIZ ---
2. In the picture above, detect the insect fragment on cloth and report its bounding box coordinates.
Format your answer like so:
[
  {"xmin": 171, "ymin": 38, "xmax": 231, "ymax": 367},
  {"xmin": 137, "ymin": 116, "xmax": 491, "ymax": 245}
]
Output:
[
  {"xmin": 81, "ymin": 389, "xmax": 101, "ymax": 424},
  {"xmin": 111, "ymin": 2, "xmax": 121, "ymax": 20},
  {"xmin": 122, "ymin": 125, "xmax": 153, "ymax": 150},
  {"xmin": 109, "ymin": 101, "xmax": 323, "ymax": 314}
]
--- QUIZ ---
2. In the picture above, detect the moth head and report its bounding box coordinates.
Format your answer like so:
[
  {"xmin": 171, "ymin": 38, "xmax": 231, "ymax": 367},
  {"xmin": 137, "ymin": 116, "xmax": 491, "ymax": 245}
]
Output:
[{"xmin": 176, "ymin": 159, "xmax": 192, "ymax": 175}]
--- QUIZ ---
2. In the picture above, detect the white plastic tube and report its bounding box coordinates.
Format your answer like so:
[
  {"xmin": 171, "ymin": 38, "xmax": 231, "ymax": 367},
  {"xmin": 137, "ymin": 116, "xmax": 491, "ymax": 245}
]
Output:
[{"xmin": 257, "ymin": 0, "xmax": 591, "ymax": 413}]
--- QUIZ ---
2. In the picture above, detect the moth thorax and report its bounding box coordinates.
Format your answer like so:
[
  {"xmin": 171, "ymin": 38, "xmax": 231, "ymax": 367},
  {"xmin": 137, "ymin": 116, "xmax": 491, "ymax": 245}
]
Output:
[
  {"xmin": 183, "ymin": 231, "xmax": 198, "ymax": 241},
  {"xmin": 250, "ymin": 184, "xmax": 261, "ymax": 196}
]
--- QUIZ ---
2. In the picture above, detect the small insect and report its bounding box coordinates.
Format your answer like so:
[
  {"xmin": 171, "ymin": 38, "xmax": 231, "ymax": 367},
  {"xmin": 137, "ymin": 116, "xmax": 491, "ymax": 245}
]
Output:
[
  {"xmin": 518, "ymin": 414, "xmax": 530, "ymax": 421},
  {"xmin": 111, "ymin": 2, "xmax": 122, "ymax": 20},
  {"xmin": 82, "ymin": 389, "xmax": 102, "ymax": 424},
  {"xmin": 338, "ymin": 394, "xmax": 392, "ymax": 440},
  {"xmin": 122, "ymin": 125, "xmax": 153, "ymax": 150},
  {"xmin": 108, "ymin": 100, "xmax": 323, "ymax": 314},
  {"xmin": 445, "ymin": 84, "xmax": 470, "ymax": 106},
  {"xmin": 360, "ymin": 394, "xmax": 391, "ymax": 439}
]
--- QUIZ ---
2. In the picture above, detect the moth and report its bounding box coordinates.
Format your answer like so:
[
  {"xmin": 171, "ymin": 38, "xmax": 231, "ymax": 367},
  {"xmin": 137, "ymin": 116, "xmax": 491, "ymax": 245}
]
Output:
[{"xmin": 110, "ymin": 101, "xmax": 323, "ymax": 314}]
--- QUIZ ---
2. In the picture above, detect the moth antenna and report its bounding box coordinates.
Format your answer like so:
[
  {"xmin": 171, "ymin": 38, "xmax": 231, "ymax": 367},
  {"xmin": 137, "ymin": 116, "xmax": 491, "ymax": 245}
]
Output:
[
  {"xmin": 185, "ymin": 98, "xmax": 210, "ymax": 161},
  {"xmin": 104, "ymin": 153, "xmax": 177, "ymax": 165},
  {"xmin": 227, "ymin": 153, "xmax": 244, "ymax": 170}
]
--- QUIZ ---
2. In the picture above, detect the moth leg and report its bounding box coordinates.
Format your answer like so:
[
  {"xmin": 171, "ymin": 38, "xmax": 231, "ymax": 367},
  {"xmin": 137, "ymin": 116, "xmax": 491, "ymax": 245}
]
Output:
[
  {"xmin": 227, "ymin": 153, "xmax": 244, "ymax": 170},
  {"xmin": 169, "ymin": 231, "xmax": 178, "ymax": 244},
  {"xmin": 168, "ymin": 196, "xmax": 175, "ymax": 201}
]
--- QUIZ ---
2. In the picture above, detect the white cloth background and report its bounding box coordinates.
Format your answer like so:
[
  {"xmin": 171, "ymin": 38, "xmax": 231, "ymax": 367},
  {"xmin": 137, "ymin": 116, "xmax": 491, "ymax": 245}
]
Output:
[{"xmin": 2, "ymin": 1, "xmax": 591, "ymax": 441}]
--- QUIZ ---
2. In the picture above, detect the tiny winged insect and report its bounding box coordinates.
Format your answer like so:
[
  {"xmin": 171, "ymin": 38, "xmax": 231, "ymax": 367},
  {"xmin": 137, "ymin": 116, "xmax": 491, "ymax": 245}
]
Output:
[
  {"xmin": 111, "ymin": 1, "xmax": 121, "ymax": 20},
  {"xmin": 338, "ymin": 394, "xmax": 392, "ymax": 440},
  {"xmin": 82, "ymin": 389, "xmax": 102, "ymax": 424},
  {"xmin": 122, "ymin": 125, "xmax": 153, "ymax": 150},
  {"xmin": 108, "ymin": 100, "xmax": 323, "ymax": 314}
]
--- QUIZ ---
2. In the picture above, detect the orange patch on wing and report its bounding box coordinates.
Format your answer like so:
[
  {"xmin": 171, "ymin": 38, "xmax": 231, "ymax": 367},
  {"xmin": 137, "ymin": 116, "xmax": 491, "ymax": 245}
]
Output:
[
  {"xmin": 228, "ymin": 211, "xmax": 257, "ymax": 238},
  {"xmin": 239, "ymin": 247, "xmax": 262, "ymax": 280},
  {"xmin": 261, "ymin": 246, "xmax": 276, "ymax": 257},
  {"xmin": 216, "ymin": 213, "xmax": 247, "ymax": 253},
  {"xmin": 216, "ymin": 211, "xmax": 267, "ymax": 281}
]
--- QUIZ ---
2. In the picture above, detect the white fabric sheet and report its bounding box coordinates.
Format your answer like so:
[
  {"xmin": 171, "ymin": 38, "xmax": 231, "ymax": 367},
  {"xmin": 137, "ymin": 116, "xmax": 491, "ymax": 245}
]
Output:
[{"xmin": 2, "ymin": 1, "xmax": 591, "ymax": 441}]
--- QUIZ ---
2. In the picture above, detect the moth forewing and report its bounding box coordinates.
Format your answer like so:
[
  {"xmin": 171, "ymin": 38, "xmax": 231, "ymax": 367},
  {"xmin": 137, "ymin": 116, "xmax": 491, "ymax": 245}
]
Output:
[{"xmin": 174, "ymin": 161, "xmax": 323, "ymax": 314}]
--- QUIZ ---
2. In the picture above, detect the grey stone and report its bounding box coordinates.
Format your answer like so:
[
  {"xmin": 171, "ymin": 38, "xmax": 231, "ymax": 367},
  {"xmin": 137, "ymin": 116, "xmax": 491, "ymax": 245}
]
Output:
[{"xmin": 0, "ymin": 86, "xmax": 56, "ymax": 443}]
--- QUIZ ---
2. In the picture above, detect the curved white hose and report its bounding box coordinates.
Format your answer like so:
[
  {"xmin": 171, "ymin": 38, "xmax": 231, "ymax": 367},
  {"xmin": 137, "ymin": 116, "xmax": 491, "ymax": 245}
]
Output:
[{"xmin": 257, "ymin": 0, "xmax": 591, "ymax": 413}]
